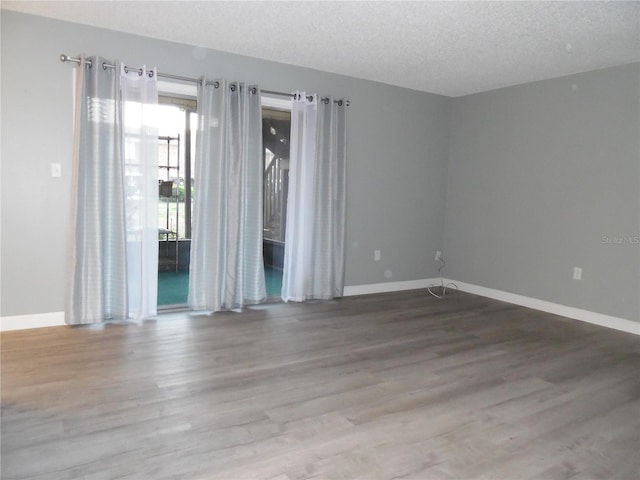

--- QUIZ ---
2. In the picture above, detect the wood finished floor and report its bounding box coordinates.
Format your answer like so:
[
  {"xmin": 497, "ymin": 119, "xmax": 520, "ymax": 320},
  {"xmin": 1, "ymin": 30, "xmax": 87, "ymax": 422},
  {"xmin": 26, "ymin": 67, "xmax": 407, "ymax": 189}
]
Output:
[{"xmin": 2, "ymin": 290, "xmax": 639, "ymax": 480}]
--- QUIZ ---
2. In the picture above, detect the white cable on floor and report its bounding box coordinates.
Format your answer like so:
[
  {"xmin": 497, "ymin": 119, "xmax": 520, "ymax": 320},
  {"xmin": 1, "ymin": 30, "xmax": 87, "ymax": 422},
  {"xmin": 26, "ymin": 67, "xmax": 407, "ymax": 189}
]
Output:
[{"xmin": 427, "ymin": 256, "xmax": 458, "ymax": 299}]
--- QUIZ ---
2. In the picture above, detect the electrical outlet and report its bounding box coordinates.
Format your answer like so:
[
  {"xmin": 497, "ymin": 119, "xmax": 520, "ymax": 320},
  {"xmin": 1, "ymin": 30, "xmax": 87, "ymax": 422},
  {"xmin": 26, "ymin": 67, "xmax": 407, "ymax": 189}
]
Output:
[
  {"xmin": 51, "ymin": 163, "xmax": 61, "ymax": 178},
  {"xmin": 573, "ymin": 267, "xmax": 582, "ymax": 280},
  {"xmin": 374, "ymin": 250, "xmax": 381, "ymax": 261},
  {"xmin": 435, "ymin": 250, "xmax": 442, "ymax": 262}
]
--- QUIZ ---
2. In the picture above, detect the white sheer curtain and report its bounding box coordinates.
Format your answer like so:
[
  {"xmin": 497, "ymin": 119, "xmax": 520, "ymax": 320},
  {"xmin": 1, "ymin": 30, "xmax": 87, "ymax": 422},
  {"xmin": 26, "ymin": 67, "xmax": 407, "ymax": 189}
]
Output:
[
  {"xmin": 120, "ymin": 64, "xmax": 159, "ymax": 320},
  {"xmin": 281, "ymin": 93, "xmax": 347, "ymax": 302},
  {"xmin": 66, "ymin": 55, "xmax": 159, "ymax": 325},
  {"xmin": 189, "ymin": 80, "xmax": 266, "ymax": 312},
  {"xmin": 281, "ymin": 93, "xmax": 318, "ymax": 301}
]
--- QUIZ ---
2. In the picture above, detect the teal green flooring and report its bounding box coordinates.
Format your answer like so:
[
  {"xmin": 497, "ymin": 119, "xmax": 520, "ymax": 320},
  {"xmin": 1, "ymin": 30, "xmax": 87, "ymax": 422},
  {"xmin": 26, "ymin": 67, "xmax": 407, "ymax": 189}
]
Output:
[
  {"xmin": 157, "ymin": 271, "xmax": 189, "ymax": 306},
  {"xmin": 158, "ymin": 266, "xmax": 283, "ymax": 306},
  {"xmin": 264, "ymin": 267, "xmax": 283, "ymax": 298}
]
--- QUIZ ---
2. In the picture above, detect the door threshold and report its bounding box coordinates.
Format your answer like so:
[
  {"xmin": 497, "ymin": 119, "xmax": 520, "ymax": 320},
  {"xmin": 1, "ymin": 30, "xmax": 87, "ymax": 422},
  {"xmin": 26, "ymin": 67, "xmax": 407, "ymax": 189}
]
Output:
[{"xmin": 158, "ymin": 304, "xmax": 189, "ymax": 313}]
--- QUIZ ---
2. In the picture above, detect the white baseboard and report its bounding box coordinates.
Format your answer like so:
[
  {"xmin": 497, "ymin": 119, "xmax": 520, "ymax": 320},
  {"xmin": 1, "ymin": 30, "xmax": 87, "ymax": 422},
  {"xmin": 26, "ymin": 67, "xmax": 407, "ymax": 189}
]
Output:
[
  {"xmin": 447, "ymin": 279, "xmax": 640, "ymax": 336},
  {"xmin": 3, "ymin": 281, "xmax": 638, "ymax": 336},
  {"xmin": 344, "ymin": 278, "xmax": 440, "ymax": 297},
  {"xmin": 1, "ymin": 312, "xmax": 65, "ymax": 331}
]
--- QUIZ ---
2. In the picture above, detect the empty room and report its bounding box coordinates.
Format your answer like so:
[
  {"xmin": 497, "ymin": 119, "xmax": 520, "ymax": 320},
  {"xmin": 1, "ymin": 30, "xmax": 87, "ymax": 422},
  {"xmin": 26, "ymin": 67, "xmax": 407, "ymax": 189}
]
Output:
[{"xmin": 1, "ymin": 1, "xmax": 639, "ymax": 479}]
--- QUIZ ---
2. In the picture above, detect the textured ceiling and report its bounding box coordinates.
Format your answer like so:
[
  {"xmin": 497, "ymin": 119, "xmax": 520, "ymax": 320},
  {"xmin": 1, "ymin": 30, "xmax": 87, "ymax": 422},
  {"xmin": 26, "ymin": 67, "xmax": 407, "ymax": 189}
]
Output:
[{"xmin": 3, "ymin": 1, "xmax": 639, "ymax": 97}]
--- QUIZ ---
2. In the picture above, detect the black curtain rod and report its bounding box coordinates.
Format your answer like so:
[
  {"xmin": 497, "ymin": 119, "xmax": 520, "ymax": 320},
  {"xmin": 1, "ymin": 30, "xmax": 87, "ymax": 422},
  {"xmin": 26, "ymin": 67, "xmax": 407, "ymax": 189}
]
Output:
[{"xmin": 60, "ymin": 54, "xmax": 349, "ymax": 106}]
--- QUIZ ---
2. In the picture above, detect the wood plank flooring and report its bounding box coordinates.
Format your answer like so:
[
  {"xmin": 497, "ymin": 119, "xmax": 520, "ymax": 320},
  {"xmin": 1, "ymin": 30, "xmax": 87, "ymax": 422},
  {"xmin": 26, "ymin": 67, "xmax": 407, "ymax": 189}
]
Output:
[{"xmin": 2, "ymin": 290, "xmax": 639, "ymax": 479}]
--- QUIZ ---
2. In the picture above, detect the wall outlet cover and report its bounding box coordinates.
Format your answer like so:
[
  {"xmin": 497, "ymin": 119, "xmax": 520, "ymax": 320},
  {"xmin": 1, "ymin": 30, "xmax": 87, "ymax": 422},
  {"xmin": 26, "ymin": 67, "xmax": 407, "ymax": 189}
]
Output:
[
  {"xmin": 51, "ymin": 163, "xmax": 62, "ymax": 178},
  {"xmin": 573, "ymin": 267, "xmax": 582, "ymax": 280}
]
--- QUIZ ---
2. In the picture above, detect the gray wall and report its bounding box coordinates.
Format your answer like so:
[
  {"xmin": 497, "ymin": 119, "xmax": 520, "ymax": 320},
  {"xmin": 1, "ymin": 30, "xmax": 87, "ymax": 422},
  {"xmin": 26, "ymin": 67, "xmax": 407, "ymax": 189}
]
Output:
[
  {"xmin": 1, "ymin": 11, "xmax": 451, "ymax": 317},
  {"xmin": 445, "ymin": 63, "xmax": 640, "ymax": 322},
  {"xmin": 3, "ymin": 11, "xmax": 637, "ymax": 324}
]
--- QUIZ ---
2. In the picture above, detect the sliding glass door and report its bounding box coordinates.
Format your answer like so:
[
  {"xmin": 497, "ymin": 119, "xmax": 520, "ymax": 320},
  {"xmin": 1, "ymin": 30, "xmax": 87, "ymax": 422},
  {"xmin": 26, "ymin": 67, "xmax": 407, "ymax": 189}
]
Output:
[
  {"xmin": 262, "ymin": 106, "xmax": 291, "ymax": 298},
  {"xmin": 156, "ymin": 100, "xmax": 197, "ymax": 307},
  {"xmin": 156, "ymin": 97, "xmax": 291, "ymax": 305}
]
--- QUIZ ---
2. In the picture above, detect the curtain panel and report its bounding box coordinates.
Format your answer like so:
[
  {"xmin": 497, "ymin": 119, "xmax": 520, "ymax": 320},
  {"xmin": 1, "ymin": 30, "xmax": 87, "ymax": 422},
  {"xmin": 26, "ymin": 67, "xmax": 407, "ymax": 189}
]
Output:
[
  {"xmin": 281, "ymin": 93, "xmax": 347, "ymax": 302},
  {"xmin": 66, "ymin": 56, "xmax": 159, "ymax": 325},
  {"xmin": 66, "ymin": 56, "xmax": 128, "ymax": 324},
  {"xmin": 188, "ymin": 80, "xmax": 266, "ymax": 312},
  {"xmin": 120, "ymin": 64, "xmax": 160, "ymax": 320}
]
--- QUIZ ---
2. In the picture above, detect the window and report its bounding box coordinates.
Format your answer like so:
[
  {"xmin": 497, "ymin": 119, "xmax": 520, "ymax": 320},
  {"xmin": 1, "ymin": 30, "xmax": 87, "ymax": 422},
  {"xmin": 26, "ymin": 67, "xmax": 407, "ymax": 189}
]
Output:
[{"xmin": 262, "ymin": 107, "xmax": 291, "ymax": 243}]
